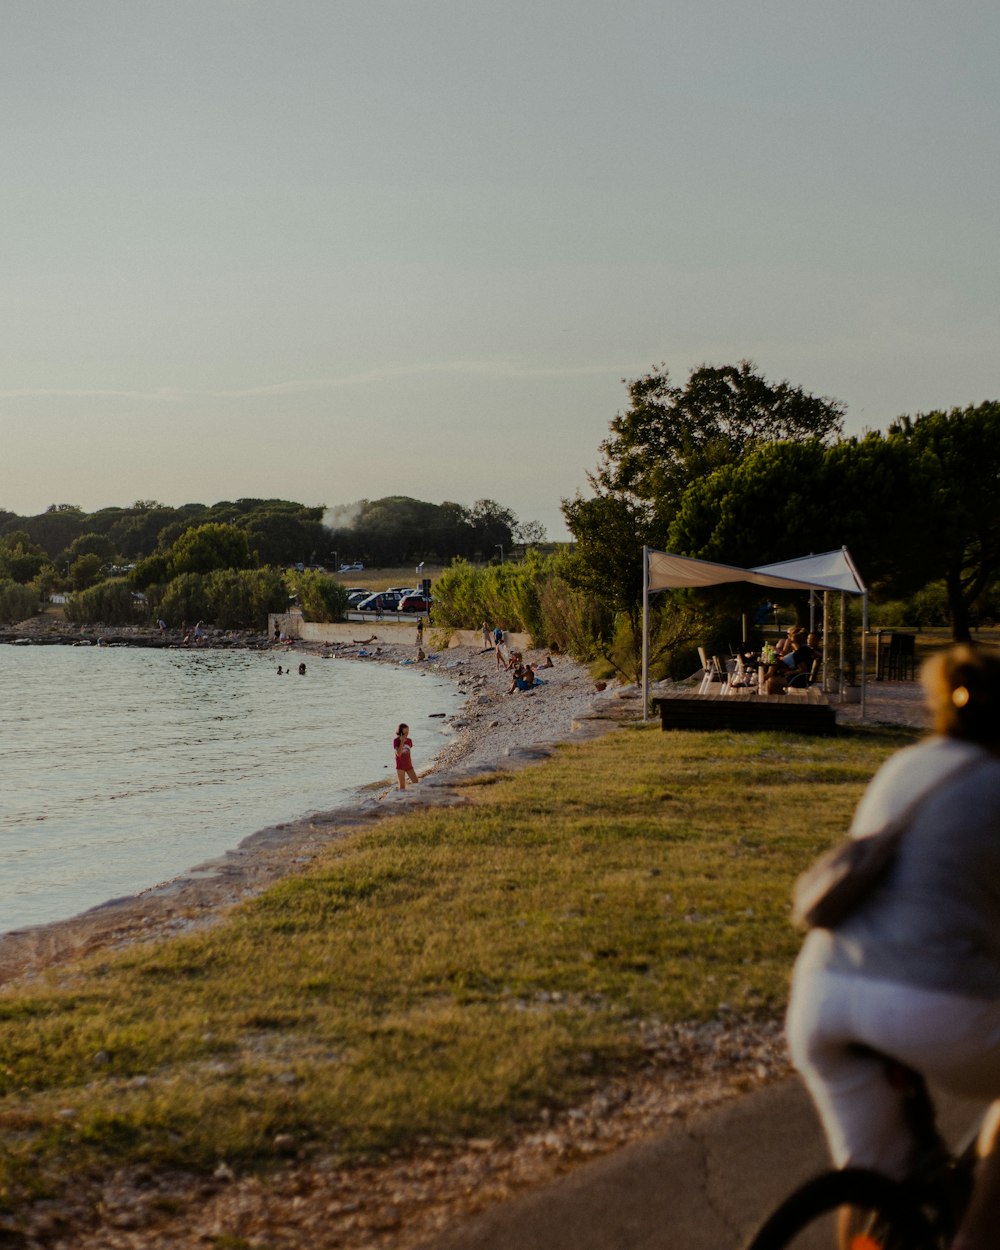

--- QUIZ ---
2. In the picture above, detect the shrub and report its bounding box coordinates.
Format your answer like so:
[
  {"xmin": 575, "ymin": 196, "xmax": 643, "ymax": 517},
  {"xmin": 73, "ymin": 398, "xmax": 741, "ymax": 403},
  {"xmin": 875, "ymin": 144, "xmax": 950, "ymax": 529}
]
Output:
[
  {"xmin": 0, "ymin": 578, "xmax": 40, "ymax": 623},
  {"xmin": 432, "ymin": 553, "xmax": 608, "ymax": 655},
  {"xmin": 205, "ymin": 568, "xmax": 288, "ymax": 630},
  {"xmin": 65, "ymin": 580, "xmax": 148, "ymax": 627},
  {"xmin": 284, "ymin": 569, "xmax": 350, "ymax": 622},
  {"xmin": 157, "ymin": 569, "xmax": 288, "ymax": 631},
  {"xmin": 157, "ymin": 573, "xmax": 212, "ymax": 627}
]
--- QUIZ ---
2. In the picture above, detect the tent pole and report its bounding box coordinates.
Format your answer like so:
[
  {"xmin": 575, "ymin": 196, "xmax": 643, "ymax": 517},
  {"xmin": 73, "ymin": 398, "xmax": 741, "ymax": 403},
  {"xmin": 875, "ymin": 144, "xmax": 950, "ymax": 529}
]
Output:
[
  {"xmin": 822, "ymin": 592, "xmax": 830, "ymax": 692},
  {"xmin": 861, "ymin": 591, "xmax": 868, "ymax": 718},
  {"xmin": 642, "ymin": 546, "xmax": 650, "ymax": 722},
  {"xmin": 840, "ymin": 592, "xmax": 847, "ymax": 699}
]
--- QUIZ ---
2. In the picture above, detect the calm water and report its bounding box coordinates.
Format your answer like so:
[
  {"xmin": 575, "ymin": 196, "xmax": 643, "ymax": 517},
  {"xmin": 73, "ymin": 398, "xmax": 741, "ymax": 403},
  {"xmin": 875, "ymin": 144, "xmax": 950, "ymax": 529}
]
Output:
[{"xmin": 0, "ymin": 646, "xmax": 464, "ymax": 936}]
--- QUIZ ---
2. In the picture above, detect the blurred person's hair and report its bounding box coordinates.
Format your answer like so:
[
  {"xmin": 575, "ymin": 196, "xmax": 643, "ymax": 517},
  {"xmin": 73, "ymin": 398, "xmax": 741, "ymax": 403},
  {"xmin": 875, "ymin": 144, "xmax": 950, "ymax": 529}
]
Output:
[{"xmin": 923, "ymin": 644, "xmax": 1000, "ymax": 744}]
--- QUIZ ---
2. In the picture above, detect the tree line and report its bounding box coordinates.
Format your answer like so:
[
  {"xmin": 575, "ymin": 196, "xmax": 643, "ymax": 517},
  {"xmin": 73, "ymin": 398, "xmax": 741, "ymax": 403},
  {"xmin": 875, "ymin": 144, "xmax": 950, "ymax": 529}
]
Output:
[{"xmin": 0, "ymin": 495, "xmax": 544, "ymax": 629}]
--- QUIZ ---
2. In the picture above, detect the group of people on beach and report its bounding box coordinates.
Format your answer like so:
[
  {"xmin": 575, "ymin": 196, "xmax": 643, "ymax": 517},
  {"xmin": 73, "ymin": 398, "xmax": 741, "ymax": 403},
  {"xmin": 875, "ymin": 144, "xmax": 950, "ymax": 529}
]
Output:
[{"xmin": 507, "ymin": 656, "xmax": 552, "ymax": 693}]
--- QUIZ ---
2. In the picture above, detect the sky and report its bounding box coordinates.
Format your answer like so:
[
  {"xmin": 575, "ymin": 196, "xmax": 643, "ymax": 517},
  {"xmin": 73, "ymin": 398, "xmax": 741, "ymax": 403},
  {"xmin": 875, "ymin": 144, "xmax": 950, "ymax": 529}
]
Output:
[{"xmin": 2, "ymin": 1, "xmax": 997, "ymax": 541}]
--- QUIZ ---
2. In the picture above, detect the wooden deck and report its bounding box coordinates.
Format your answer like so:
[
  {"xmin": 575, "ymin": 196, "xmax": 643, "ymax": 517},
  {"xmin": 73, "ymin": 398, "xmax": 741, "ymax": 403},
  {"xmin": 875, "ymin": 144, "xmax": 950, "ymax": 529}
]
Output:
[{"xmin": 651, "ymin": 688, "xmax": 837, "ymax": 735}]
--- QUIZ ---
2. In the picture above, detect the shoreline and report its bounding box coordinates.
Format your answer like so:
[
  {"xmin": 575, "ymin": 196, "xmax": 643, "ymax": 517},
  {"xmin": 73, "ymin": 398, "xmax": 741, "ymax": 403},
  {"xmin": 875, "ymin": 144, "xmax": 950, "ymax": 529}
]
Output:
[
  {"xmin": 0, "ymin": 625, "xmax": 928, "ymax": 988},
  {"xmin": 0, "ymin": 635, "xmax": 629, "ymax": 987}
]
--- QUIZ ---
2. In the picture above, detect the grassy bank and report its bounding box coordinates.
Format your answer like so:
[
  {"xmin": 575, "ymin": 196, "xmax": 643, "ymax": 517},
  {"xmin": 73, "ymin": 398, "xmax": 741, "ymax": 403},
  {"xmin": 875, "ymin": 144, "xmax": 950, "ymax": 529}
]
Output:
[{"xmin": 0, "ymin": 721, "xmax": 916, "ymax": 1210}]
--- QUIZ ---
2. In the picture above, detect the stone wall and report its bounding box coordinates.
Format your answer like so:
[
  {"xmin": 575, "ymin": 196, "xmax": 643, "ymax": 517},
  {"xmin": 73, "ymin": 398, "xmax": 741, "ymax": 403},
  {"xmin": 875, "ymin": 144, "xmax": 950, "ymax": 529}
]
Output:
[{"xmin": 266, "ymin": 613, "xmax": 531, "ymax": 652}]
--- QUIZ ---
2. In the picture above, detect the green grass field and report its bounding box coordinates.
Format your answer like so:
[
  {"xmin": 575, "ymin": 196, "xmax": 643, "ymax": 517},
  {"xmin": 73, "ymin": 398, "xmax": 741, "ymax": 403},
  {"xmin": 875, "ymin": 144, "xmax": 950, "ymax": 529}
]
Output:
[{"xmin": 0, "ymin": 720, "xmax": 917, "ymax": 1209}]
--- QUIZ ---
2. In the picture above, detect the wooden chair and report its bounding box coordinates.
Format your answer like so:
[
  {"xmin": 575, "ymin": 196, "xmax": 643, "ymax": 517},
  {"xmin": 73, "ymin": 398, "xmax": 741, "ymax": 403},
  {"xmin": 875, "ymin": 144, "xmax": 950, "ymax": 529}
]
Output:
[{"xmin": 697, "ymin": 646, "xmax": 728, "ymax": 695}]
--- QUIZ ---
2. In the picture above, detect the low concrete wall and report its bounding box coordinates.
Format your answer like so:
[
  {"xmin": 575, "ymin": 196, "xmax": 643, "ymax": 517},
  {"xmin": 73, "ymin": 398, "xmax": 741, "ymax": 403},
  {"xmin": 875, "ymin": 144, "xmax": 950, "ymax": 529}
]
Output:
[{"xmin": 266, "ymin": 614, "xmax": 531, "ymax": 651}]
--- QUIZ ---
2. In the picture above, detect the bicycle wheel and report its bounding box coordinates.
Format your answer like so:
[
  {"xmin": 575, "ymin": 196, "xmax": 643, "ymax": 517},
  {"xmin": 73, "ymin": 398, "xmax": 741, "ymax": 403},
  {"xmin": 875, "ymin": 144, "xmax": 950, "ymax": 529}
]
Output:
[{"xmin": 744, "ymin": 1167, "xmax": 939, "ymax": 1250}]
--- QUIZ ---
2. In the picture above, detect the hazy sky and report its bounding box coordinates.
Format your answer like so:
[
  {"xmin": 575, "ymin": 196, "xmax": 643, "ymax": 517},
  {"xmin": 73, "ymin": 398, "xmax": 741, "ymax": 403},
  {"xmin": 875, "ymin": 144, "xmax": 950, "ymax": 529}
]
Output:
[{"xmin": 2, "ymin": 1, "xmax": 997, "ymax": 539}]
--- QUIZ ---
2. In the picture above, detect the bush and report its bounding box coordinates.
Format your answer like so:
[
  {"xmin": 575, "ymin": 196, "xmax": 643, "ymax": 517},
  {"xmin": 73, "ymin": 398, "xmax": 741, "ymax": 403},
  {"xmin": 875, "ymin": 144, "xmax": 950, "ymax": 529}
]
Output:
[
  {"xmin": 0, "ymin": 579, "xmax": 40, "ymax": 623},
  {"xmin": 158, "ymin": 569, "xmax": 288, "ymax": 631},
  {"xmin": 65, "ymin": 579, "xmax": 148, "ymax": 627},
  {"xmin": 284, "ymin": 569, "xmax": 349, "ymax": 622},
  {"xmin": 432, "ymin": 553, "xmax": 611, "ymax": 656},
  {"xmin": 206, "ymin": 568, "xmax": 288, "ymax": 630},
  {"xmin": 872, "ymin": 583, "xmax": 950, "ymax": 629}
]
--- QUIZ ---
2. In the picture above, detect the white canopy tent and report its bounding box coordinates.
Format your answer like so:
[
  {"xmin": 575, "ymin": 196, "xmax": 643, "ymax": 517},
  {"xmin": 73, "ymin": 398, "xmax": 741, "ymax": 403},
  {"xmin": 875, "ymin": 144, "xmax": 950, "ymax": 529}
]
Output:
[{"xmin": 641, "ymin": 547, "xmax": 868, "ymax": 718}]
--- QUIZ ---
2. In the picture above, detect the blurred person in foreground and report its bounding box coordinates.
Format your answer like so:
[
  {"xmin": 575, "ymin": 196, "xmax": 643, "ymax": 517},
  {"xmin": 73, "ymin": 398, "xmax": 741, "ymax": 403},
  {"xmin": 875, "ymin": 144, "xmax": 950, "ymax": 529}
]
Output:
[{"xmin": 787, "ymin": 644, "xmax": 1000, "ymax": 1250}]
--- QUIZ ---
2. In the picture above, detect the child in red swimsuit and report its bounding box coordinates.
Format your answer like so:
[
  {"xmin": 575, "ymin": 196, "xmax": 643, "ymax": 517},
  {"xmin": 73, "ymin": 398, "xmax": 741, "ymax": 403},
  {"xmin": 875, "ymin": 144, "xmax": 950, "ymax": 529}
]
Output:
[{"xmin": 394, "ymin": 723, "xmax": 418, "ymax": 790}]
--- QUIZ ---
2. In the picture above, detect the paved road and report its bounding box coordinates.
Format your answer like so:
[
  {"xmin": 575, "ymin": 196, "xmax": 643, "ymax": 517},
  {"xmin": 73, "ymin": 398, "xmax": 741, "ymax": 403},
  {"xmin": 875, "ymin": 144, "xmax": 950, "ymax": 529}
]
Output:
[{"xmin": 419, "ymin": 1077, "xmax": 982, "ymax": 1250}]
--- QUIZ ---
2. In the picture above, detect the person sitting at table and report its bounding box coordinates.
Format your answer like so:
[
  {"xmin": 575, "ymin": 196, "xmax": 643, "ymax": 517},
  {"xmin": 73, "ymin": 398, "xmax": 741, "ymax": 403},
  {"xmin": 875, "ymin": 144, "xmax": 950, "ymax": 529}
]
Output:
[
  {"xmin": 786, "ymin": 638, "xmax": 816, "ymax": 687},
  {"xmin": 777, "ymin": 625, "xmax": 809, "ymax": 658}
]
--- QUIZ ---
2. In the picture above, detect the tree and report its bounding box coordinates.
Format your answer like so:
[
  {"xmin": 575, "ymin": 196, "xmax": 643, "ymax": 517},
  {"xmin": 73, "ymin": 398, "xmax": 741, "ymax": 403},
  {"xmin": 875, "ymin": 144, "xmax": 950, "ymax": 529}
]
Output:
[
  {"xmin": 103, "ymin": 502, "xmax": 181, "ymax": 559},
  {"xmin": 11, "ymin": 508, "xmax": 87, "ymax": 557},
  {"xmin": 665, "ymin": 411, "xmax": 1000, "ymax": 641},
  {"xmin": 666, "ymin": 435, "xmax": 912, "ymax": 573},
  {"xmin": 0, "ymin": 532, "xmax": 50, "ymax": 584},
  {"xmin": 0, "ymin": 579, "xmax": 38, "ymax": 623},
  {"xmin": 467, "ymin": 499, "xmax": 516, "ymax": 562},
  {"xmin": 326, "ymin": 496, "xmax": 520, "ymax": 565},
  {"xmin": 58, "ymin": 532, "xmax": 118, "ymax": 568},
  {"xmin": 560, "ymin": 492, "xmax": 651, "ymax": 624},
  {"xmin": 69, "ymin": 553, "xmax": 107, "ymax": 591},
  {"xmin": 562, "ymin": 361, "xmax": 846, "ymax": 644},
  {"xmin": 513, "ymin": 519, "xmax": 548, "ymax": 549},
  {"xmin": 167, "ymin": 523, "xmax": 253, "ymax": 577},
  {"xmin": 592, "ymin": 359, "xmax": 844, "ymax": 518},
  {"xmin": 285, "ymin": 569, "xmax": 350, "ymax": 622},
  {"xmin": 887, "ymin": 403, "xmax": 1000, "ymax": 641}
]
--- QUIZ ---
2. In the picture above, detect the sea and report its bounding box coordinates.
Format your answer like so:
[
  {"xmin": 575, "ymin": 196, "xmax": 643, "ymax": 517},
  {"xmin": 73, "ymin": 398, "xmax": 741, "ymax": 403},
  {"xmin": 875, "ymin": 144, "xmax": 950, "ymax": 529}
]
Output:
[{"xmin": 0, "ymin": 645, "xmax": 465, "ymax": 937}]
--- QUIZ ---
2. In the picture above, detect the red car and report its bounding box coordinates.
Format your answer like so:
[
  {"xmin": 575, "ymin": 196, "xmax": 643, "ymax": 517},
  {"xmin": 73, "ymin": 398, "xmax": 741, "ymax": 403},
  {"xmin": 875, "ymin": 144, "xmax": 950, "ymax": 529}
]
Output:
[{"xmin": 397, "ymin": 595, "xmax": 432, "ymax": 614}]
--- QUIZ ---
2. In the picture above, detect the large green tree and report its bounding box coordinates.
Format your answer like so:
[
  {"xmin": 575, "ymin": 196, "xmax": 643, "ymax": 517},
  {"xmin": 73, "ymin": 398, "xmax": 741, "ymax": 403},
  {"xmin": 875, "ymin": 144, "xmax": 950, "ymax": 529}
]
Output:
[
  {"xmin": 562, "ymin": 360, "xmax": 845, "ymax": 638},
  {"xmin": 4, "ymin": 506, "xmax": 86, "ymax": 558},
  {"xmin": 667, "ymin": 406, "xmax": 1000, "ymax": 641},
  {"xmin": 592, "ymin": 359, "xmax": 844, "ymax": 517},
  {"xmin": 666, "ymin": 435, "xmax": 914, "ymax": 577},
  {"xmin": 167, "ymin": 523, "xmax": 253, "ymax": 577},
  {"xmin": 0, "ymin": 531, "xmax": 51, "ymax": 584},
  {"xmin": 887, "ymin": 402, "xmax": 1000, "ymax": 640}
]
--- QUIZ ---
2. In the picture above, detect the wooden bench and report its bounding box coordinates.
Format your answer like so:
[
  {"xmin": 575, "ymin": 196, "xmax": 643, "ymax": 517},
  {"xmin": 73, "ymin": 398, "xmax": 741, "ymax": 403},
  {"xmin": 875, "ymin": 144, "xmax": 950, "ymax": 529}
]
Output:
[{"xmin": 651, "ymin": 689, "xmax": 837, "ymax": 735}]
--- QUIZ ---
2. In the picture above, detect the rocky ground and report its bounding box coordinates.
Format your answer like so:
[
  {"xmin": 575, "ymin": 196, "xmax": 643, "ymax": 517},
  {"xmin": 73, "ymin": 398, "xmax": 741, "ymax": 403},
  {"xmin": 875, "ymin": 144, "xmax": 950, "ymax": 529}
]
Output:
[{"xmin": 0, "ymin": 622, "xmax": 928, "ymax": 1248}]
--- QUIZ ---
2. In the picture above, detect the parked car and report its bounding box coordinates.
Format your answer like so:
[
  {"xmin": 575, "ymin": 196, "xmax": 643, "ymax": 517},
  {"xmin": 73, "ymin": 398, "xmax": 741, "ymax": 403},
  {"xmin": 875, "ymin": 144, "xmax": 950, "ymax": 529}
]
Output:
[
  {"xmin": 339, "ymin": 562, "xmax": 365, "ymax": 573},
  {"xmin": 346, "ymin": 589, "xmax": 369, "ymax": 605},
  {"xmin": 356, "ymin": 592, "xmax": 402, "ymax": 613},
  {"xmin": 397, "ymin": 595, "xmax": 432, "ymax": 614}
]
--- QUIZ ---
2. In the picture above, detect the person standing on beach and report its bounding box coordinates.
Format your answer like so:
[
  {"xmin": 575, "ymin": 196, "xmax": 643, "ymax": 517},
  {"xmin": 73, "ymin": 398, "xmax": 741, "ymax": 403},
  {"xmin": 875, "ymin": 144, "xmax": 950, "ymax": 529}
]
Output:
[
  {"xmin": 394, "ymin": 724, "xmax": 418, "ymax": 790},
  {"xmin": 415, "ymin": 617, "xmax": 424, "ymax": 647}
]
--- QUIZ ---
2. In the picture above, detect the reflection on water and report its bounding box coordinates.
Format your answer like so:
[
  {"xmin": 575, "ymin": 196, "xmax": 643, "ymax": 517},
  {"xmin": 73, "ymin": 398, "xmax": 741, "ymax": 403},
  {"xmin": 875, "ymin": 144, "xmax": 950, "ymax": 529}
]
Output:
[{"xmin": 0, "ymin": 646, "xmax": 462, "ymax": 935}]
